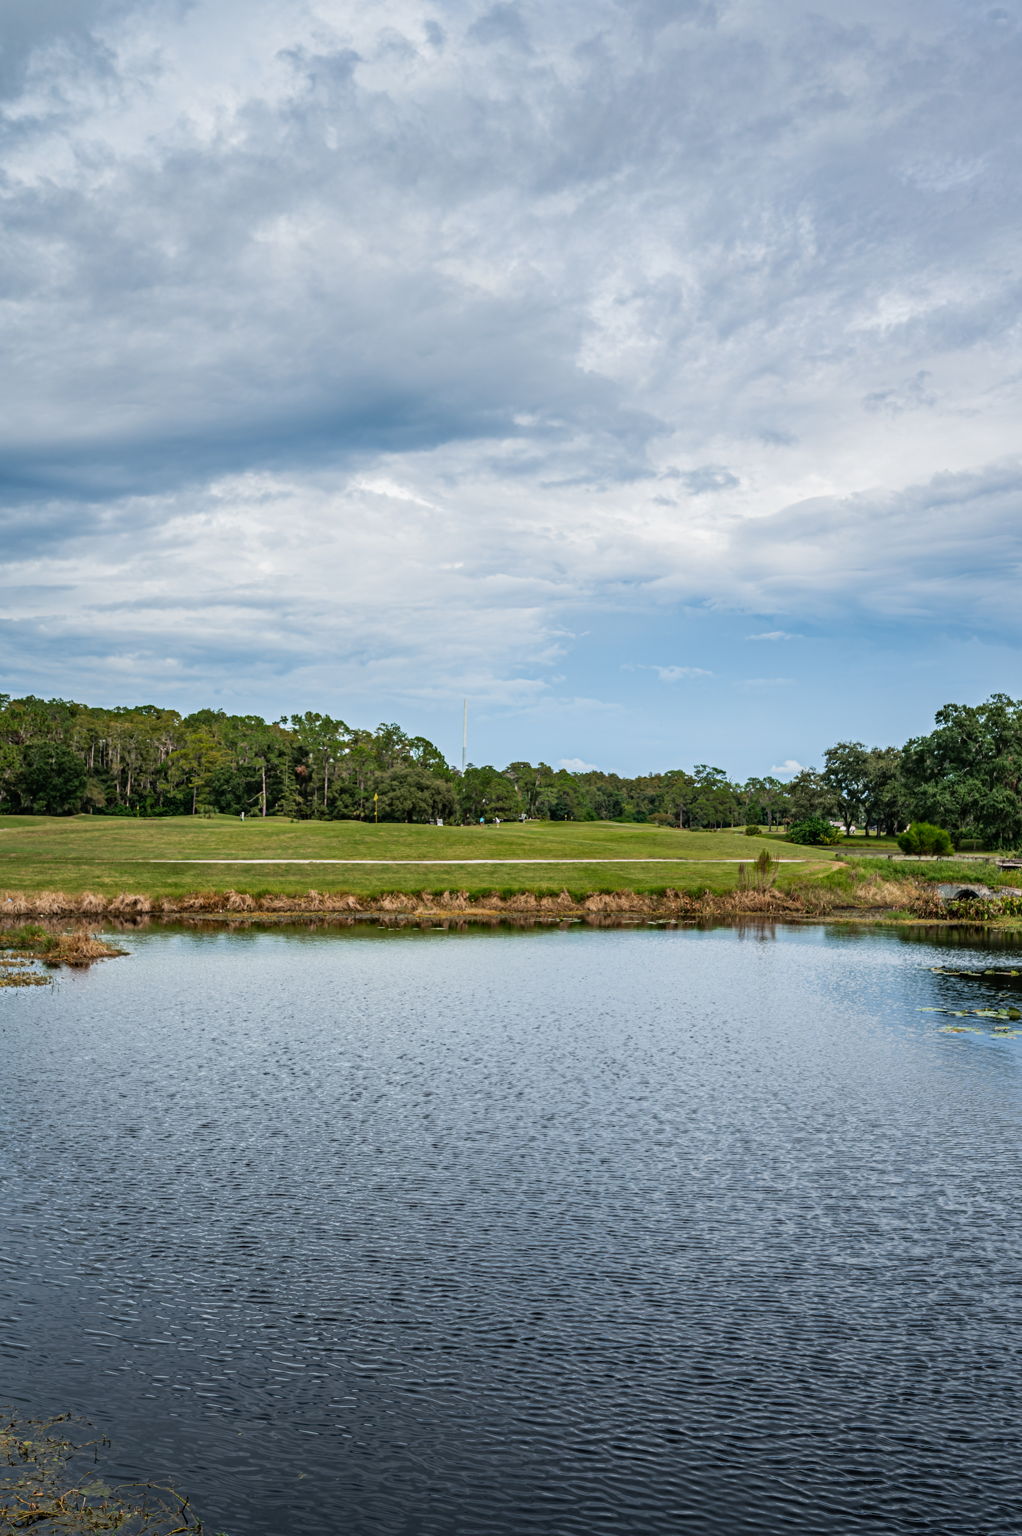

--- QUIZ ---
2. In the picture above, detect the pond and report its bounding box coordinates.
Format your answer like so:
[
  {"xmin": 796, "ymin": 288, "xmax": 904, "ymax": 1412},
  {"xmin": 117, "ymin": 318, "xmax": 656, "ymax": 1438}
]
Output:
[{"xmin": 2, "ymin": 921, "xmax": 1021, "ymax": 1535}]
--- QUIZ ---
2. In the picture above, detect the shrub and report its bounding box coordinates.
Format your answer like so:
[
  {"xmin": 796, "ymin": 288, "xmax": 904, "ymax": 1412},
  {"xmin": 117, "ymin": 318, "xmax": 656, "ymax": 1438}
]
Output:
[
  {"xmin": 788, "ymin": 816, "xmax": 840, "ymax": 846},
  {"xmin": 897, "ymin": 822, "xmax": 954, "ymax": 856},
  {"xmin": 744, "ymin": 824, "xmax": 762, "ymax": 837}
]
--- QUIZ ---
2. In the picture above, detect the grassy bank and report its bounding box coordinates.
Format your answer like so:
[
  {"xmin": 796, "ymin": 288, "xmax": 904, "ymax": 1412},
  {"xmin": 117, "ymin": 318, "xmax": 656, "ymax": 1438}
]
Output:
[
  {"xmin": 817, "ymin": 855, "xmax": 1022, "ymax": 892},
  {"xmin": 2, "ymin": 816, "xmax": 1018, "ymax": 923},
  {"xmin": 0, "ymin": 815, "xmax": 835, "ymax": 900}
]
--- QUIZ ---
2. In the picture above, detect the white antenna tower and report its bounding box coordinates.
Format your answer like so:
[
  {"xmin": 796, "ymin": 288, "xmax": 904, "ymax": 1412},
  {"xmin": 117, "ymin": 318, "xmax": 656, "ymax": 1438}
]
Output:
[{"xmin": 462, "ymin": 698, "xmax": 468, "ymax": 773}]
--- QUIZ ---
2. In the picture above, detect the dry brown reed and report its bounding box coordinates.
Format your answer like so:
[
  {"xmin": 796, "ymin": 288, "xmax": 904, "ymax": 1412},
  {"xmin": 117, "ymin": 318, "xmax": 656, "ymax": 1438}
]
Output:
[
  {"xmin": 0, "ymin": 878, "xmax": 993, "ymax": 925},
  {"xmin": 40, "ymin": 932, "xmax": 127, "ymax": 967},
  {"xmin": 1, "ymin": 919, "xmax": 126, "ymax": 969}
]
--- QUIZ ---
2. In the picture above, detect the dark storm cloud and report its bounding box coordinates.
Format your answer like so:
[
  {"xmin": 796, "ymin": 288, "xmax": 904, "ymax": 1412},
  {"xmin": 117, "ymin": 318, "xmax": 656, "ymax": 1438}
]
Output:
[
  {"xmin": 3, "ymin": 0, "xmax": 1019, "ymax": 501},
  {"xmin": 1, "ymin": 12, "xmax": 668, "ymax": 511}
]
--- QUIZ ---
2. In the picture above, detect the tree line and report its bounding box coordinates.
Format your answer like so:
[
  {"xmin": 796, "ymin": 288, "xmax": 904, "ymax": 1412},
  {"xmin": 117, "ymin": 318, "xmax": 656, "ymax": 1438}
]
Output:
[{"xmin": 1, "ymin": 692, "xmax": 1021, "ymax": 846}]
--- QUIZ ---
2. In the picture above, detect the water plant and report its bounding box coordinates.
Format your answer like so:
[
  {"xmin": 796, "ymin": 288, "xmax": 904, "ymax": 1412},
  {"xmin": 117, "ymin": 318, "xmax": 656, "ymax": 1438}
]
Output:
[
  {"xmin": 937, "ymin": 1024, "xmax": 1022, "ymax": 1036},
  {"xmin": 40, "ymin": 932, "xmax": 127, "ymax": 968},
  {"xmin": 0, "ymin": 969, "xmax": 51, "ymax": 987},
  {"xmin": 0, "ymin": 926, "xmax": 125, "ymax": 968},
  {"xmin": 920, "ymin": 1006, "xmax": 1022, "ymax": 1020},
  {"xmin": 6, "ymin": 922, "xmax": 49, "ymax": 944},
  {"xmin": 931, "ymin": 966, "xmax": 1022, "ymax": 982},
  {"xmin": 0, "ymin": 1411, "xmax": 218, "ymax": 1534}
]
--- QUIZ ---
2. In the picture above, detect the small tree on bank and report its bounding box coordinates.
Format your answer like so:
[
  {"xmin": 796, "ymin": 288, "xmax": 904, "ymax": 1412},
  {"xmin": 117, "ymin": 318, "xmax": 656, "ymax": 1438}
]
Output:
[{"xmin": 897, "ymin": 822, "xmax": 953, "ymax": 856}]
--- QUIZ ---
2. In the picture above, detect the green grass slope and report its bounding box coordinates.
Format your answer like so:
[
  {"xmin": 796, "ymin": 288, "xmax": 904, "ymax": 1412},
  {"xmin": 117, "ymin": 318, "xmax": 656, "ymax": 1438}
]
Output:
[{"xmin": 0, "ymin": 815, "xmax": 836, "ymax": 898}]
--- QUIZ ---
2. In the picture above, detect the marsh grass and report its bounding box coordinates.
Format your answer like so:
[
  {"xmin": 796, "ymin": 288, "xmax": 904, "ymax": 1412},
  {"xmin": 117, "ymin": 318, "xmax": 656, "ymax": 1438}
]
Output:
[
  {"xmin": 40, "ymin": 932, "xmax": 128, "ymax": 967},
  {"xmin": 0, "ymin": 880, "xmax": 981, "ymax": 923},
  {"xmin": 0, "ymin": 923, "xmax": 126, "ymax": 970}
]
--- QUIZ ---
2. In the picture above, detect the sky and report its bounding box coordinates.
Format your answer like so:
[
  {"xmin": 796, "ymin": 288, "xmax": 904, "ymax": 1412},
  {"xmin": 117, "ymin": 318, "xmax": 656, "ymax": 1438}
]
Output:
[{"xmin": 1, "ymin": 0, "xmax": 1020, "ymax": 778}]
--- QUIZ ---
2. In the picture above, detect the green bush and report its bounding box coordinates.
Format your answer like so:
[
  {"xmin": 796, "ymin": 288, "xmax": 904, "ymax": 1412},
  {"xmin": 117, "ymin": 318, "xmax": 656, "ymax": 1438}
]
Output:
[
  {"xmin": 744, "ymin": 824, "xmax": 762, "ymax": 837},
  {"xmin": 897, "ymin": 822, "xmax": 954, "ymax": 856},
  {"xmin": 788, "ymin": 816, "xmax": 840, "ymax": 846}
]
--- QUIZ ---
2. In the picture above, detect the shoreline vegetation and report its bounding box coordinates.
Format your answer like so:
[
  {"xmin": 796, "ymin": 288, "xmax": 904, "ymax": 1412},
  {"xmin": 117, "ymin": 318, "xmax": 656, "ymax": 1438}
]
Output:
[
  {"xmin": 5, "ymin": 818, "xmax": 1022, "ymax": 932},
  {"xmin": 3, "ymin": 878, "xmax": 1022, "ymax": 927},
  {"xmin": 0, "ymin": 922, "xmax": 126, "ymax": 984},
  {"xmin": 0, "ymin": 1410, "xmax": 213, "ymax": 1534}
]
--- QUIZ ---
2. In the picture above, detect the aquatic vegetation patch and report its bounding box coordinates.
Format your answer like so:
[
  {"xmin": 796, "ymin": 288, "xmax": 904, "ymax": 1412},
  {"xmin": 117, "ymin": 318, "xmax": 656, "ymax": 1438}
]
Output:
[
  {"xmin": 921, "ymin": 964, "xmax": 1022, "ymax": 1035},
  {"xmin": 920, "ymin": 1006, "xmax": 1022, "ymax": 1037},
  {"xmin": 920, "ymin": 1006, "xmax": 1022, "ymax": 1020},
  {"xmin": 937, "ymin": 1024, "xmax": 1022, "ymax": 1037},
  {"xmin": 4, "ymin": 922, "xmax": 50, "ymax": 944},
  {"xmin": 930, "ymin": 966, "xmax": 1022, "ymax": 982},
  {"xmin": 0, "ymin": 931, "xmax": 54, "ymax": 984},
  {"xmin": 39, "ymin": 932, "xmax": 127, "ymax": 968},
  {"xmin": 0, "ymin": 925, "xmax": 126, "ymax": 969},
  {"xmin": 0, "ymin": 969, "xmax": 51, "ymax": 987},
  {"xmin": 0, "ymin": 1411, "xmax": 217, "ymax": 1533}
]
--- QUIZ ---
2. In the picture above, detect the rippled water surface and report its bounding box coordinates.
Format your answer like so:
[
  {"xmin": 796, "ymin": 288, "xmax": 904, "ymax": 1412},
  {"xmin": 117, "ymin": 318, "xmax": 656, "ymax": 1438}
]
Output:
[{"xmin": 3, "ymin": 921, "xmax": 1022, "ymax": 1535}]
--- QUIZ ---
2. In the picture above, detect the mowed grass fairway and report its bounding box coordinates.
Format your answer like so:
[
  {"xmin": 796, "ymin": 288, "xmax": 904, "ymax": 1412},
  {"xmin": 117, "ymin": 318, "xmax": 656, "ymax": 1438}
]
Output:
[{"xmin": 0, "ymin": 816, "xmax": 837, "ymax": 898}]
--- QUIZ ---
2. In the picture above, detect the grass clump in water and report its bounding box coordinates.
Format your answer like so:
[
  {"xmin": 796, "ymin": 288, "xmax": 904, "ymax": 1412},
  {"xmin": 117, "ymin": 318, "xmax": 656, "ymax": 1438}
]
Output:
[
  {"xmin": 0, "ymin": 969, "xmax": 51, "ymax": 987},
  {"xmin": 39, "ymin": 932, "xmax": 127, "ymax": 968},
  {"xmin": 0, "ymin": 924, "xmax": 55, "ymax": 984},
  {"xmin": 4, "ymin": 923, "xmax": 49, "ymax": 944},
  {"xmin": 0, "ymin": 924, "xmax": 126, "ymax": 969}
]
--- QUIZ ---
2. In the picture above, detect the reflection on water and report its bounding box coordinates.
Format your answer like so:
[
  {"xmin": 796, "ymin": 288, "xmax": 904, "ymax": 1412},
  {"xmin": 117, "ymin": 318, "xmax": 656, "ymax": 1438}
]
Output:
[{"xmin": 2, "ymin": 922, "xmax": 1022, "ymax": 1536}]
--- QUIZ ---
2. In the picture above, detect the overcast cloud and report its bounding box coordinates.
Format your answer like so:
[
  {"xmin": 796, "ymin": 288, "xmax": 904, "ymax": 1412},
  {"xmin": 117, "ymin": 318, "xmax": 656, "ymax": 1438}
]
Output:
[{"xmin": 2, "ymin": 0, "xmax": 1020, "ymax": 769}]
